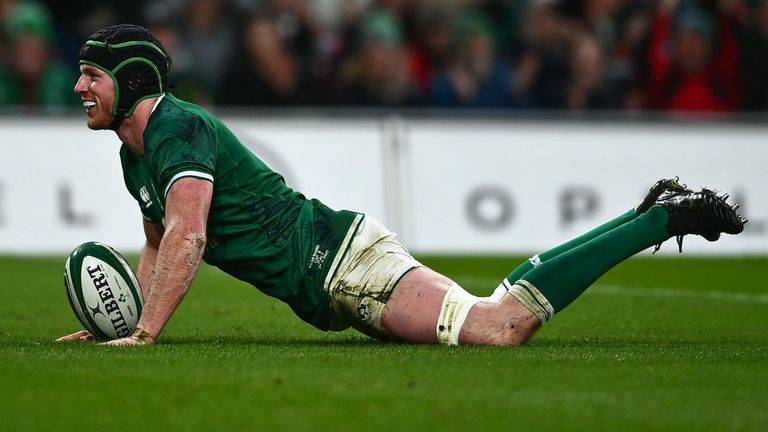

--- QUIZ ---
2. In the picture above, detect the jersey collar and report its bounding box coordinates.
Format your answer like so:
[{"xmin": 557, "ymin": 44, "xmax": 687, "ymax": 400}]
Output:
[{"xmin": 150, "ymin": 93, "xmax": 166, "ymax": 114}]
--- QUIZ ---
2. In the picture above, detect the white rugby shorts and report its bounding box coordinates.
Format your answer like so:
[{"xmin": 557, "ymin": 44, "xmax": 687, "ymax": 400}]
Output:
[{"xmin": 327, "ymin": 216, "xmax": 421, "ymax": 339}]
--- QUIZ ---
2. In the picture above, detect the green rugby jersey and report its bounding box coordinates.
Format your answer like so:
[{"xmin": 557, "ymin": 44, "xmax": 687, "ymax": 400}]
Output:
[{"xmin": 120, "ymin": 93, "xmax": 363, "ymax": 330}]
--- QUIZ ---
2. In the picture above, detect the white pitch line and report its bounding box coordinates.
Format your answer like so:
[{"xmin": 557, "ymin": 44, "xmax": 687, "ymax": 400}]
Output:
[
  {"xmin": 452, "ymin": 277, "xmax": 768, "ymax": 305},
  {"xmin": 591, "ymin": 285, "xmax": 768, "ymax": 304}
]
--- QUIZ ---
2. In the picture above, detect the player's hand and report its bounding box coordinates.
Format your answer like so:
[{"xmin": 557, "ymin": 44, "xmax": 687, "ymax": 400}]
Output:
[
  {"xmin": 98, "ymin": 328, "xmax": 156, "ymax": 346},
  {"xmin": 55, "ymin": 330, "xmax": 95, "ymax": 342},
  {"xmin": 98, "ymin": 336, "xmax": 145, "ymax": 346}
]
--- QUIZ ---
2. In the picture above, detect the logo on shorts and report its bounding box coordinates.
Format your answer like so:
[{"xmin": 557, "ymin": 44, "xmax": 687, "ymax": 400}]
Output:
[
  {"xmin": 357, "ymin": 303, "xmax": 374, "ymax": 324},
  {"xmin": 139, "ymin": 186, "xmax": 153, "ymax": 209},
  {"xmin": 308, "ymin": 245, "xmax": 330, "ymax": 270}
]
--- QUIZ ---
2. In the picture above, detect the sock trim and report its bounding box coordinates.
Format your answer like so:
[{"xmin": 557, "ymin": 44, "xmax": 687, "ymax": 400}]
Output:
[
  {"xmin": 517, "ymin": 279, "xmax": 555, "ymax": 320},
  {"xmin": 503, "ymin": 279, "xmax": 554, "ymax": 323}
]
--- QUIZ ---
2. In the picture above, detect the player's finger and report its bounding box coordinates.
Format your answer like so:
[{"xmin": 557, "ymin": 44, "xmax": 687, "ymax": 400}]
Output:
[
  {"xmin": 55, "ymin": 332, "xmax": 81, "ymax": 342},
  {"xmin": 55, "ymin": 330, "xmax": 93, "ymax": 342},
  {"xmin": 99, "ymin": 337, "xmax": 133, "ymax": 346}
]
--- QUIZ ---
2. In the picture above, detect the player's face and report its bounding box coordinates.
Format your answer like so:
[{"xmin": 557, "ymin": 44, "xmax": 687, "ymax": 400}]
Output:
[{"xmin": 73, "ymin": 64, "xmax": 115, "ymax": 130}]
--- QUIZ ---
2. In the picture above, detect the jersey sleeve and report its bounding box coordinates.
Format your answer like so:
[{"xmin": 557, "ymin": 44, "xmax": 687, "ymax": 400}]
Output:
[{"xmin": 150, "ymin": 115, "xmax": 217, "ymax": 199}]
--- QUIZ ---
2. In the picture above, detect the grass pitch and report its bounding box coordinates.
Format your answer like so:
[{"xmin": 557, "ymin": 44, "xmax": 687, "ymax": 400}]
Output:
[{"xmin": 1, "ymin": 254, "xmax": 766, "ymax": 431}]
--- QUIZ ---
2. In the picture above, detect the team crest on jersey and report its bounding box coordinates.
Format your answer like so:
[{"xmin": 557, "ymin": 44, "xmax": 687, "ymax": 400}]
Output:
[{"xmin": 139, "ymin": 186, "xmax": 153, "ymax": 208}]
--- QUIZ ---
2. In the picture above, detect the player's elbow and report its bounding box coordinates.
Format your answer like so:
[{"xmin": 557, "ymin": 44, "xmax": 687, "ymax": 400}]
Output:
[
  {"xmin": 184, "ymin": 231, "xmax": 207, "ymax": 253},
  {"xmin": 164, "ymin": 219, "xmax": 207, "ymax": 249},
  {"xmin": 165, "ymin": 222, "xmax": 207, "ymax": 257},
  {"xmin": 178, "ymin": 231, "xmax": 207, "ymax": 270}
]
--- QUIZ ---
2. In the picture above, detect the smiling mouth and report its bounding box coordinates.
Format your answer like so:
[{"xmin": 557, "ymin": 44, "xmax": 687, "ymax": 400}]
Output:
[{"xmin": 83, "ymin": 101, "xmax": 96, "ymax": 110}]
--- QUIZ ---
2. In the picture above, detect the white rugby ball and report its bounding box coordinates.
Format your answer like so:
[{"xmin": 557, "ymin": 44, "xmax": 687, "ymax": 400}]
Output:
[{"xmin": 64, "ymin": 242, "xmax": 143, "ymax": 340}]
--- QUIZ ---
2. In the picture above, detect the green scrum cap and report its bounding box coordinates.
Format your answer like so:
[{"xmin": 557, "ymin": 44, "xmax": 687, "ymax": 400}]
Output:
[{"xmin": 78, "ymin": 24, "xmax": 171, "ymax": 129}]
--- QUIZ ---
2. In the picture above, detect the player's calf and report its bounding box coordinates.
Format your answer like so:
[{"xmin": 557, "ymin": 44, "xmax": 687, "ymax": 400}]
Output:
[{"xmin": 457, "ymin": 295, "xmax": 541, "ymax": 346}]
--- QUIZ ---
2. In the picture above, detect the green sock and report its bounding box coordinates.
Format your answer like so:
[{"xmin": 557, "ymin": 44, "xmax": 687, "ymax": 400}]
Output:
[
  {"xmin": 505, "ymin": 209, "xmax": 638, "ymax": 283},
  {"xmin": 506, "ymin": 206, "xmax": 671, "ymax": 319}
]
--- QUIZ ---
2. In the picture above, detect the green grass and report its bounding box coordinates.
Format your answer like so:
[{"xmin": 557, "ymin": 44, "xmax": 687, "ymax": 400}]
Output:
[{"xmin": 1, "ymin": 255, "xmax": 766, "ymax": 431}]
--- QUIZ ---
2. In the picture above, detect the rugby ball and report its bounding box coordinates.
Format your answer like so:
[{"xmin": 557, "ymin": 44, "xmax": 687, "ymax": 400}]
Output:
[{"xmin": 64, "ymin": 242, "xmax": 143, "ymax": 340}]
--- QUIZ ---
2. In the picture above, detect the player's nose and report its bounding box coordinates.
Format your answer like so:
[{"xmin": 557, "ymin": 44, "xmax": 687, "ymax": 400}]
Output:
[{"xmin": 73, "ymin": 75, "xmax": 88, "ymax": 95}]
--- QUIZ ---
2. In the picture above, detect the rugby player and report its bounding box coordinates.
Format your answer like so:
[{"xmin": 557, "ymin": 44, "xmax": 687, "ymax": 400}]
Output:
[{"xmin": 57, "ymin": 25, "xmax": 746, "ymax": 346}]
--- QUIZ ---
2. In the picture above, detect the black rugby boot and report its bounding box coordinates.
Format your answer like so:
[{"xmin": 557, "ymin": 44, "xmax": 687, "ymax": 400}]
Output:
[
  {"xmin": 635, "ymin": 177, "xmax": 693, "ymax": 215},
  {"xmin": 652, "ymin": 188, "xmax": 747, "ymax": 253}
]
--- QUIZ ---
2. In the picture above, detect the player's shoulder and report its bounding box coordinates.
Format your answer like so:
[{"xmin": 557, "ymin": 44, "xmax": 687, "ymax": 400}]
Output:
[
  {"xmin": 145, "ymin": 93, "xmax": 216, "ymax": 148},
  {"xmin": 156, "ymin": 93, "xmax": 211, "ymax": 119}
]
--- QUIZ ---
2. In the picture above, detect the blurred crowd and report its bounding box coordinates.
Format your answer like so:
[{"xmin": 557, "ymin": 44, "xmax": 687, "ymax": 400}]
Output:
[{"xmin": 2, "ymin": 0, "xmax": 768, "ymax": 113}]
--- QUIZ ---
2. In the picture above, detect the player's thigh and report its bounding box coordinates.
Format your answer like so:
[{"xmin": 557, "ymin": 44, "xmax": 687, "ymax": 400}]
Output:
[
  {"xmin": 327, "ymin": 216, "xmax": 424, "ymax": 340},
  {"xmin": 380, "ymin": 266, "xmax": 455, "ymax": 344}
]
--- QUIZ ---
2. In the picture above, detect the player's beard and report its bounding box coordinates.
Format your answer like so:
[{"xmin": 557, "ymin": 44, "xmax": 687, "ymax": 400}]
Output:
[{"xmin": 86, "ymin": 103, "xmax": 114, "ymax": 130}]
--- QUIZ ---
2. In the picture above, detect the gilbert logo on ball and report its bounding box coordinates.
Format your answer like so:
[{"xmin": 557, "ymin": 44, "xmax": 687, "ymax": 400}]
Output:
[{"xmin": 64, "ymin": 242, "xmax": 143, "ymax": 340}]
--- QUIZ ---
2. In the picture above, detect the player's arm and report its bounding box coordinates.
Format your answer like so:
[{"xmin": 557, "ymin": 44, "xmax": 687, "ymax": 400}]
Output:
[
  {"xmin": 136, "ymin": 220, "xmax": 164, "ymax": 300},
  {"xmin": 102, "ymin": 178, "xmax": 212, "ymax": 346}
]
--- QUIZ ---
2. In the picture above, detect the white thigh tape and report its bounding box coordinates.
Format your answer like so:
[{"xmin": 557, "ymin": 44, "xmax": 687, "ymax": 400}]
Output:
[{"xmin": 436, "ymin": 283, "xmax": 481, "ymax": 346}]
